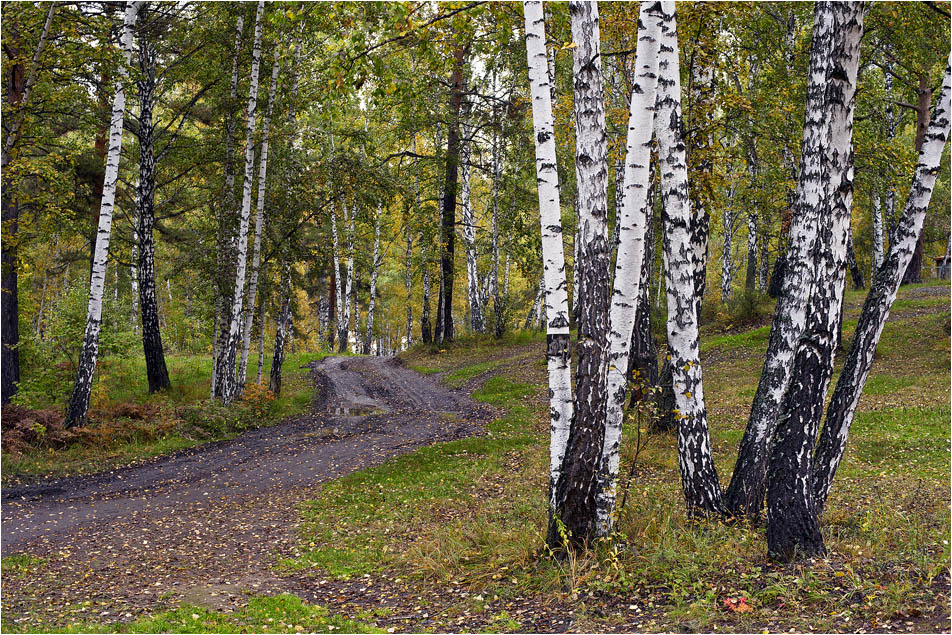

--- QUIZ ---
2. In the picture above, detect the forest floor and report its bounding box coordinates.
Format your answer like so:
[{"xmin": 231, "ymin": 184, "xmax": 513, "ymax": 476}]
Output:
[{"xmin": 1, "ymin": 282, "xmax": 949, "ymax": 634}]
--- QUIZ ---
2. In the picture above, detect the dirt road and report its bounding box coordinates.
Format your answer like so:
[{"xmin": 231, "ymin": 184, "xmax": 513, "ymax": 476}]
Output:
[{"xmin": 1, "ymin": 356, "xmax": 489, "ymax": 623}]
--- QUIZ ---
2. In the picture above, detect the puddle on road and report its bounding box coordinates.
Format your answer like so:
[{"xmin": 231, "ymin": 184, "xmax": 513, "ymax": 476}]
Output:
[{"xmin": 330, "ymin": 405, "xmax": 383, "ymax": 416}]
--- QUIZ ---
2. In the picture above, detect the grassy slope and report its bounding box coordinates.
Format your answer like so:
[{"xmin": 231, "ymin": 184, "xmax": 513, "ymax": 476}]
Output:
[
  {"xmin": 287, "ymin": 283, "xmax": 950, "ymax": 632},
  {"xmin": 3, "ymin": 283, "xmax": 948, "ymax": 633}
]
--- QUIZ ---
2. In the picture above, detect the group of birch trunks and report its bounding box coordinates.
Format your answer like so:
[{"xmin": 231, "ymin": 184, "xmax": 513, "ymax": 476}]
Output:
[{"xmin": 524, "ymin": 0, "xmax": 951, "ymax": 561}]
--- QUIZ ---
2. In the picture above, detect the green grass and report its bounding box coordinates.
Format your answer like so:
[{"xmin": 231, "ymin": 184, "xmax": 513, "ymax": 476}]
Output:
[
  {"xmin": 443, "ymin": 360, "xmax": 502, "ymax": 389},
  {"xmin": 287, "ymin": 282, "xmax": 950, "ymax": 633},
  {"xmin": 1, "ymin": 595, "xmax": 384, "ymax": 634}
]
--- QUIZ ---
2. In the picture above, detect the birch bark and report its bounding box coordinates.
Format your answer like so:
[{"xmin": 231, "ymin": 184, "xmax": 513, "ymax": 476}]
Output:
[
  {"xmin": 134, "ymin": 28, "xmax": 171, "ymax": 394},
  {"xmin": 724, "ymin": 1, "xmax": 836, "ymax": 517},
  {"xmin": 766, "ymin": 1, "xmax": 863, "ymax": 561},
  {"xmin": 655, "ymin": 0, "xmax": 723, "ymax": 515},
  {"xmin": 212, "ymin": 13, "xmax": 244, "ymax": 398},
  {"xmin": 64, "ymin": 1, "xmax": 142, "ymax": 427},
  {"xmin": 523, "ymin": 0, "xmax": 574, "ymax": 520},
  {"xmin": 364, "ymin": 205, "xmax": 381, "ymax": 355},
  {"xmin": 461, "ymin": 122, "xmax": 484, "ymax": 333},
  {"xmin": 596, "ymin": 0, "xmax": 663, "ymax": 537},
  {"xmin": 214, "ymin": 0, "xmax": 265, "ymax": 404},
  {"xmin": 239, "ymin": 48, "xmax": 280, "ymax": 386},
  {"xmin": 813, "ymin": 56, "xmax": 951, "ymax": 514}
]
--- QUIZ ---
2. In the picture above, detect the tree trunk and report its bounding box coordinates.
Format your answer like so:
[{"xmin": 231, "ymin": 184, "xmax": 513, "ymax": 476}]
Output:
[
  {"xmin": 724, "ymin": 1, "xmax": 836, "ymax": 517},
  {"xmin": 491, "ymin": 120, "xmax": 504, "ymax": 338},
  {"xmin": 813, "ymin": 56, "xmax": 951, "ymax": 514},
  {"xmin": 239, "ymin": 49, "xmax": 280, "ymax": 386},
  {"xmin": 420, "ymin": 236, "xmax": 432, "ymax": 344},
  {"xmin": 270, "ymin": 263, "xmax": 292, "ymax": 395},
  {"xmin": 629, "ymin": 182, "xmax": 658, "ymax": 403},
  {"xmin": 523, "ymin": 0, "xmax": 574, "ymax": 530},
  {"xmin": 364, "ymin": 206, "xmax": 381, "ymax": 355},
  {"xmin": 900, "ymin": 74, "xmax": 933, "ymax": 287},
  {"xmin": 871, "ymin": 193, "xmax": 884, "ymax": 275},
  {"xmin": 134, "ymin": 30, "xmax": 171, "ymax": 394},
  {"xmin": 64, "ymin": 1, "xmax": 141, "ymax": 426},
  {"xmin": 214, "ymin": 0, "xmax": 264, "ymax": 404},
  {"xmin": 548, "ymin": 0, "xmax": 612, "ymax": 550},
  {"xmin": 655, "ymin": 1, "xmax": 723, "ymax": 516},
  {"xmin": 405, "ymin": 225, "xmax": 413, "ymax": 349},
  {"xmin": 256, "ymin": 289, "xmax": 266, "ymax": 385},
  {"xmin": 439, "ymin": 46, "xmax": 464, "ymax": 343},
  {"xmin": 461, "ymin": 122, "xmax": 484, "ymax": 334},
  {"xmin": 341, "ymin": 205, "xmax": 356, "ymax": 352},
  {"xmin": 766, "ymin": 1, "xmax": 862, "ymax": 562},
  {"xmin": 2, "ymin": 3, "xmax": 55, "ymax": 405},
  {"xmin": 721, "ymin": 181, "xmax": 739, "ymax": 304},
  {"xmin": 331, "ymin": 207, "xmax": 345, "ymax": 349},
  {"xmin": 212, "ymin": 13, "xmax": 245, "ymax": 399},
  {"xmin": 595, "ymin": 0, "xmax": 663, "ymax": 537}
]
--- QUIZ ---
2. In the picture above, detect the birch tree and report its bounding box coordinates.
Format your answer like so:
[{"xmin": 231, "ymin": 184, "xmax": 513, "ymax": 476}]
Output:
[
  {"xmin": 214, "ymin": 0, "xmax": 265, "ymax": 404},
  {"xmin": 655, "ymin": 0, "xmax": 723, "ymax": 516},
  {"xmin": 239, "ymin": 48, "xmax": 280, "ymax": 387},
  {"xmin": 212, "ymin": 13, "xmax": 244, "ymax": 398},
  {"xmin": 523, "ymin": 0, "xmax": 573, "ymax": 523},
  {"xmin": 133, "ymin": 15, "xmax": 171, "ymax": 394},
  {"xmin": 364, "ymin": 205, "xmax": 382, "ymax": 355},
  {"xmin": 595, "ymin": 0, "xmax": 663, "ymax": 537},
  {"xmin": 460, "ymin": 122, "xmax": 484, "ymax": 333},
  {"xmin": 547, "ymin": 0, "xmax": 612, "ymax": 550},
  {"xmin": 724, "ymin": 1, "xmax": 836, "ymax": 517},
  {"xmin": 871, "ymin": 194, "xmax": 884, "ymax": 274},
  {"xmin": 812, "ymin": 56, "xmax": 951, "ymax": 514},
  {"xmin": 766, "ymin": 1, "xmax": 863, "ymax": 562},
  {"xmin": 64, "ymin": 1, "xmax": 142, "ymax": 427}
]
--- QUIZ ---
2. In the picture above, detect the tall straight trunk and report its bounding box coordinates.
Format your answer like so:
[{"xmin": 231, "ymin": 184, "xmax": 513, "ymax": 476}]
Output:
[
  {"xmin": 269, "ymin": 263, "xmax": 292, "ymax": 395},
  {"xmin": 901, "ymin": 73, "xmax": 933, "ymax": 286},
  {"xmin": 239, "ymin": 49, "xmax": 280, "ymax": 386},
  {"xmin": 421, "ymin": 236, "xmax": 432, "ymax": 343},
  {"xmin": 884, "ymin": 68, "xmax": 898, "ymax": 246},
  {"xmin": 435, "ymin": 272, "xmax": 444, "ymax": 343},
  {"xmin": 214, "ymin": 0, "xmax": 265, "ymax": 404},
  {"xmin": 134, "ymin": 30, "xmax": 171, "ymax": 394},
  {"xmin": 212, "ymin": 13, "xmax": 245, "ymax": 398},
  {"xmin": 724, "ymin": 1, "xmax": 836, "ymax": 517},
  {"xmin": 524, "ymin": 281, "xmax": 543, "ymax": 329},
  {"xmin": 364, "ymin": 206, "xmax": 381, "ymax": 355},
  {"xmin": 332, "ymin": 207, "xmax": 345, "ymax": 349},
  {"xmin": 440, "ymin": 46, "xmax": 464, "ymax": 342},
  {"xmin": 64, "ymin": 1, "xmax": 141, "ymax": 427},
  {"xmin": 595, "ymin": 0, "xmax": 663, "ymax": 537},
  {"xmin": 629, "ymin": 176, "xmax": 658, "ymax": 399},
  {"xmin": 813, "ymin": 57, "xmax": 951, "ymax": 514},
  {"xmin": 766, "ymin": 1, "xmax": 863, "ymax": 562},
  {"xmin": 523, "ymin": 0, "xmax": 574, "ymax": 524},
  {"xmin": 2, "ymin": 3, "xmax": 55, "ymax": 405},
  {"xmin": 548, "ymin": 1, "xmax": 612, "ymax": 550},
  {"xmin": 655, "ymin": 0, "xmax": 723, "ymax": 516},
  {"xmin": 461, "ymin": 123, "xmax": 483, "ymax": 333},
  {"xmin": 721, "ymin": 181, "xmax": 739, "ymax": 304},
  {"xmin": 130, "ymin": 207, "xmax": 139, "ymax": 330},
  {"xmin": 871, "ymin": 193, "xmax": 884, "ymax": 275},
  {"xmin": 340, "ymin": 205, "xmax": 355, "ymax": 352},
  {"xmin": 327, "ymin": 270, "xmax": 337, "ymax": 348},
  {"xmin": 405, "ymin": 225, "xmax": 413, "ymax": 348},
  {"xmin": 491, "ymin": 120, "xmax": 504, "ymax": 338},
  {"xmin": 256, "ymin": 289, "xmax": 266, "ymax": 385},
  {"xmin": 744, "ymin": 144, "xmax": 759, "ymax": 293}
]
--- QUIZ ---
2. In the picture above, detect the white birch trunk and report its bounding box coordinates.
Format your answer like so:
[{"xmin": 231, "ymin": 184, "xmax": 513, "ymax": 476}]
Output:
[
  {"xmin": 256, "ymin": 292, "xmax": 266, "ymax": 385},
  {"xmin": 342, "ymin": 205, "xmax": 355, "ymax": 353},
  {"xmin": 332, "ymin": 206, "xmax": 344, "ymax": 347},
  {"xmin": 871, "ymin": 193, "xmax": 884, "ymax": 274},
  {"xmin": 364, "ymin": 205, "xmax": 381, "ymax": 355},
  {"xmin": 656, "ymin": 0, "xmax": 723, "ymax": 515},
  {"xmin": 239, "ymin": 48, "xmax": 280, "ymax": 386},
  {"xmin": 64, "ymin": 1, "xmax": 141, "ymax": 427},
  {"xmin": 523, "ymin": 0, "xmax": 573, "ymax": 511},
  {"xmin": 596, "ymin": 0, "xmax": 663, "ymax": 536},
  {"xmin": 813, "ymin": 56, "xmax": 951, "ymax": 511},
  {"xmin": 460, "ymin": 123, "xmax": 484, "ymax": 333},
  {"xmin": 214, "ymin": 0, "xmax": 265, "ymax": 404},
  {"xmin": 724, "ymin": 1, "xmax": 836, "ymax": 516}
]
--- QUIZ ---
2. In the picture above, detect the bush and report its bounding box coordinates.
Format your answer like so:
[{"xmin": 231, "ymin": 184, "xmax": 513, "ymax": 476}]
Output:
[{"xmin": 702, "ymin": 289, "xmax": 774, "ymax": 332}]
